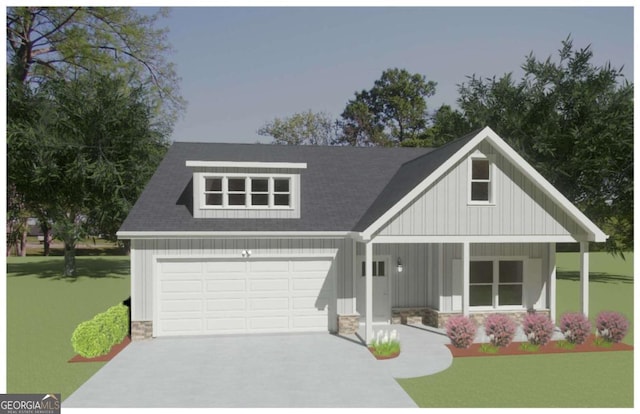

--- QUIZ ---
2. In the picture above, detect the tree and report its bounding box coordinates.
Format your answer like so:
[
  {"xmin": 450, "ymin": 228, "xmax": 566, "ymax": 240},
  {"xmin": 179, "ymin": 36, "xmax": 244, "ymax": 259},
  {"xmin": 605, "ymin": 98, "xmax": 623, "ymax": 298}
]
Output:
[
  {"xmin": 6, "ymin": 7, "xmax": 184, "ymax": 127},
  {"xmin": 401, "ymin": 104, "xmax": 473, "ymax": 147},
  {"xmin": 7, "ymin": 74, "xmax": 169, "ymax": 275},
  {"xmin": 339, "ymin": 68, "xmax": 437, "ymax": 146},
  {"xmin": 258, "ymin": 110, "xmax": 338, "ymax": 145},
  {"xmin": 455, "ymin": 38, "xmax": 633, "ymax": 253}
]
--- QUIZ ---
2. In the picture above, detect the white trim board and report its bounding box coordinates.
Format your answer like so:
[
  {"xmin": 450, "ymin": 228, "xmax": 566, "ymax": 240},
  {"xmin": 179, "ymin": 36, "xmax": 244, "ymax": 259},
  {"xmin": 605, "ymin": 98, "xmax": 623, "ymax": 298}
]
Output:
[
  {"xmin": 186, "ymin": 161, "xmax": 307, "ymax": 169},
  {"xmin": 117, "ymin": 231, "xmax": 352, "ymax": 239},
  {"xmin": 370, "ymin": 235, "xmax": 582, "ymax": 243}
]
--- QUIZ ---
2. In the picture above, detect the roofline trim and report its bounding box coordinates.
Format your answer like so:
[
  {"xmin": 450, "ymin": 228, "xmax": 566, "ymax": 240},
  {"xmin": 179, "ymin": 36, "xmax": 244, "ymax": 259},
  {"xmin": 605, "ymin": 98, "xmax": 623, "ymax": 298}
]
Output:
[
  {"xmin": 186, "ymin": 161, "xmax": 308, "ymax": 169},
  {"xmin": 117, "ymin": 230, "xmax": 352, "ymax": 240},
  {"xmin": 361, "ymin": 126, "xmax": 608, "ymax": 242}
]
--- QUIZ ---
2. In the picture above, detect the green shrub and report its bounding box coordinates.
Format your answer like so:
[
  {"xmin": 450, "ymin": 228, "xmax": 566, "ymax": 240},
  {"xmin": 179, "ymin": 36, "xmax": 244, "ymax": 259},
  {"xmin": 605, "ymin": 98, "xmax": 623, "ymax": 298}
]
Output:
[
  {"xmin": 71, "ymin": 320, "xmax": 112, "ymax": 358},
  {"xmin": 71, "ymin": 302, "xmax": 130, "ymax": 358}
]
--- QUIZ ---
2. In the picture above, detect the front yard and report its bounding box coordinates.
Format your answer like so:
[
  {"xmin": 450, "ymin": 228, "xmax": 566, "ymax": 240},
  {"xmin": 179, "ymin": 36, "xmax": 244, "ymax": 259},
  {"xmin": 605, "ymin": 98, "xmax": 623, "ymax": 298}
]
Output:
[
  {"xmin": 398, "ymin": 252, "xmax": 634, "ymax": 407},
  {"xmin": 6, "ymin": 256, "xmax": 130, "ymax": 401}
]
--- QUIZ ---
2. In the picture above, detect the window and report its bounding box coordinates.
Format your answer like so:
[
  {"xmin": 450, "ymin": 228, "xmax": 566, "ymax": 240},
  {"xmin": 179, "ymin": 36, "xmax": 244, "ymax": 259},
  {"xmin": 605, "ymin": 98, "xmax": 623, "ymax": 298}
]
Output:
[
  {"xmin": 470, "ymin": 158, "xmax": 491, "ymax": 202},
  {"xmin": 469, "ymin": 259, "xmax": 523, "ymax": 308},
  {"xmin": 203, "ymin": 176, "xmax": 293, "ymax": 209},
  {"xmin": 361, "ymin": 261, "xmax": 386, "ymax": 277}
]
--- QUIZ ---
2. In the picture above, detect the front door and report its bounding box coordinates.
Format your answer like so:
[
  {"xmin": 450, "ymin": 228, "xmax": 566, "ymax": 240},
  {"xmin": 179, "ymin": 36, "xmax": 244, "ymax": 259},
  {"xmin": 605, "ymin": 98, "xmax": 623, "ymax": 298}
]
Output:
[{"xmin": 357, "ymin": 257, "xmax": 391, "ymax": 323}]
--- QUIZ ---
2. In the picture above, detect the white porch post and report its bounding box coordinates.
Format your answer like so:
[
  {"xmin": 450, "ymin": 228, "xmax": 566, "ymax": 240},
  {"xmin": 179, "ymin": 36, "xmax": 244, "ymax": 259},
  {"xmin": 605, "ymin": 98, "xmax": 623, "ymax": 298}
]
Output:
[
  {"xmin": 365, "ymin": 241, "xmax": 373, "ymax": 344},
  {"xmin": 548, "ymin": 243, "xmax": 557, "ymax": 323},
  {"xmin": 580, "ymin": 241, "xmax": 589, "ymax": 317},
  {"xmin": 462, "ymin": 242, "xmax": 470, "ymax": 316}
]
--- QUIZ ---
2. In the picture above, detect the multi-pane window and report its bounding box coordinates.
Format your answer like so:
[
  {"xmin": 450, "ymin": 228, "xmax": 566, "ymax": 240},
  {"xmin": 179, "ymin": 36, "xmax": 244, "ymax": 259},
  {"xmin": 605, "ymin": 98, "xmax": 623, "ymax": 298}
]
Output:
[
  {"xmin": 470, "ymin": 158, "xmax": 491, "ymax": 202},
  {"xmin": 203, "ymin": 176, "xmax": 292, "ymax": 208},
  {"xmin": 361, "ymin": 261, "xmax": 386, "ymax": 277},
  {"xmin": 469, "ymin": 259, "xmax": 523, "ymax": 308}
]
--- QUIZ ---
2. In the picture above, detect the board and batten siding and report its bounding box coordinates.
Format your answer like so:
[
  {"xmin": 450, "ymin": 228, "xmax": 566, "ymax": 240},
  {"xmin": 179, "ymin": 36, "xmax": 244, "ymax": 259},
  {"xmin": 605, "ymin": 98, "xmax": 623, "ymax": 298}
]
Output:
[
  {"xmin": 356, "ymin": 242, "xmax": 439, "ymax": 309},
  {"xmin": 130, "ymin": 238, "xmax": 354, "ymax": 322},
  {"xmin": 441, "ymin": 243, "xmax": 549, "ymax": 313},
  {"xmin": 377, "ymin": 141, "xmax": 586, "ymax": 238},
  {"xmin": 192, "ymin": 167, "xmax": 301, "ymax": 219}
]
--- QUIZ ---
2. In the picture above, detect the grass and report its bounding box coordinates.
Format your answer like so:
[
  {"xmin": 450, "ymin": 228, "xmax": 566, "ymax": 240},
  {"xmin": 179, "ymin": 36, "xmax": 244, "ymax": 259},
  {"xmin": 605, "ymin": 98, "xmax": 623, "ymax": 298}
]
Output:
[
  {"xmin": 6, "ymin": 256, "xmax": 130, "ymax": 401},
  {"xmin": 370, "ymin": 340, "xmax": 401, "ymax": 357},
  {"xmin": 23, "ymin": 236, "xmax": 125, "ymax": 257},
  {"xmin": 479, "ymin": 343, "xmax": 499, "ymax": 354},
  {"xmin": 398, "ymin": 251, "xmax": 634, "ymax": 408}
]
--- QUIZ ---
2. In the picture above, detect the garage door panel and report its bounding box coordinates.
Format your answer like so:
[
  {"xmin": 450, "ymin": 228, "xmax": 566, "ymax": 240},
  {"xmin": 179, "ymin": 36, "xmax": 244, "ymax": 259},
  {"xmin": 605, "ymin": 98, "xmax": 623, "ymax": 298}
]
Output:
[
  {"xmin": 250, "ymin": 279, "xmax": 289, "ymax": 291},
  {"xmin": 249, "ymin": 297, "xmax": 289, "ymax": 311},
  {"xmin": 157, "ymin": 258, "xmax": 333, "ymax": 336},
  {"xmin": 206, "ymin": 298, "xmax": 245, "ymax": 311}
]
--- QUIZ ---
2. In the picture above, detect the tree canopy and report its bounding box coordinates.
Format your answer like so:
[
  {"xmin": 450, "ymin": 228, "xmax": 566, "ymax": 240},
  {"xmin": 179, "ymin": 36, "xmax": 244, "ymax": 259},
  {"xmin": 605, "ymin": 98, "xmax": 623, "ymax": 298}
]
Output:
[{"xmin": 258, "ymin": 110, "xmax": 338, "ymax": 145}]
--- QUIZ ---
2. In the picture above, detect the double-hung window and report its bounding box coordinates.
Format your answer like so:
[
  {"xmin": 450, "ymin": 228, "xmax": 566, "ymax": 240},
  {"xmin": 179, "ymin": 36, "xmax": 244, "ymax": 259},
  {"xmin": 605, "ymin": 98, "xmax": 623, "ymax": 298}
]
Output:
[
  {"xmin": 203, "ymin": 176, "xmax": 292, "ymax": 209},
  {"xmin": 470, "ymin": 157, "xmax": 492, "ymax": 203},
  {"xmin": 469, "ymin": 259, "xmax": 524, "ymax": 308}
]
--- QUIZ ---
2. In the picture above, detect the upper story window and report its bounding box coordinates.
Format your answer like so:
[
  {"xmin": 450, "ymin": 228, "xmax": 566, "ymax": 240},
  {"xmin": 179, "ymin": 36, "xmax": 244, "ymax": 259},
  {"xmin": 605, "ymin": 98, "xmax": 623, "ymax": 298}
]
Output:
[
  {"xmin": 203, "ymin": 176, "xmax": 292, "ymax": 209},
  {"xmin": 470, "ymin": 157, "xmax": 492, "ymax": 203}
]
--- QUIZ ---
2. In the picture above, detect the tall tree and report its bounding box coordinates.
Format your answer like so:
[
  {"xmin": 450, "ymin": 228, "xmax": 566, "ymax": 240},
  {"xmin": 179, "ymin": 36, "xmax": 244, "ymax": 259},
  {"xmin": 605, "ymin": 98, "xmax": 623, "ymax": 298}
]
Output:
[
  {"xmin": 455, "ymin": 38, "xmax": 633, "ymax": 253},
  {"xmin": 6, "ymin": 7, "xmax": 184, "ymax": 127},
  {"xmin": 258, "ymin": 110, "xmax": 338, "ymax": 145},
  {"xmin": 7, "ymin": 74, "xmax": 169, "ymax": 275},
  {"xmin": 402, "ymin": 104, "xmax": 473, "ymax": 147},
  {"xmin": 339, "ymin": 68, "xmax": 437, "ymax": 146}
]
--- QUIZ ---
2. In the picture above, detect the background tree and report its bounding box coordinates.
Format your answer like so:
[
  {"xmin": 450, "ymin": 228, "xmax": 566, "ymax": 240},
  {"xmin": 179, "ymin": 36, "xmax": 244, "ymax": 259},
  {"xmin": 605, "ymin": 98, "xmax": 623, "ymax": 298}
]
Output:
[
  {"xmin": 454, "ymin": 38, "xmax": 633, "ymax": 253},
  {"xmin": 402, "ymin": 104, "xmax": 472, "ymax": 147},
  {"xmin": 339, "ymin": 68, "xmax": 437, "ymax": 146},
  {"xmin": 7, "ymin": 74, "xmax": 169, "ymax": 275},
  {"xmin": 258, "ymin": 110, "xmax": 338, "ymax": 145}
]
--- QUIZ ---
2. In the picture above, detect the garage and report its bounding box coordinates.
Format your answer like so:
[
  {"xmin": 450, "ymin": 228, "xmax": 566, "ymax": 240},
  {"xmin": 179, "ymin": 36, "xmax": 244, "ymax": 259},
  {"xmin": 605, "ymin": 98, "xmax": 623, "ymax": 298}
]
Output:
[{"xmin": 155, "ymin": 257, "xmax": 335, "ymax": 336}]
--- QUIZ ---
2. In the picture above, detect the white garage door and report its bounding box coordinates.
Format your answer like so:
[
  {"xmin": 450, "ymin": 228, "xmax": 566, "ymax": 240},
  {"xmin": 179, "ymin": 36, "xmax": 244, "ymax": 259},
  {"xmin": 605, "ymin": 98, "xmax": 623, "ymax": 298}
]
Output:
[{"xmin": 155, "ymin": 258, "xmax": 334, "ymax": 336}]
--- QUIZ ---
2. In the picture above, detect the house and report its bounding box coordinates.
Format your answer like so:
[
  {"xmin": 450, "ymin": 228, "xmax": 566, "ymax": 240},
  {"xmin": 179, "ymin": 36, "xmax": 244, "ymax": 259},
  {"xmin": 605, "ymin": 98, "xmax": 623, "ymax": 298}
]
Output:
[{"xmin": 117, "ymin": 127, "xmax": 607, "ymax": 343}]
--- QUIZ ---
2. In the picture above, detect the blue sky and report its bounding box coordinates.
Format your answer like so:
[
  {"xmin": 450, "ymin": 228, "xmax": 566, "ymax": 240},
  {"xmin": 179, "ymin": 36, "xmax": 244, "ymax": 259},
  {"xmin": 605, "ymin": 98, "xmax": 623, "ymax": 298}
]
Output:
[{"xmin": 157, "ymin": 7, "xmax": 634, "ymax": 143}]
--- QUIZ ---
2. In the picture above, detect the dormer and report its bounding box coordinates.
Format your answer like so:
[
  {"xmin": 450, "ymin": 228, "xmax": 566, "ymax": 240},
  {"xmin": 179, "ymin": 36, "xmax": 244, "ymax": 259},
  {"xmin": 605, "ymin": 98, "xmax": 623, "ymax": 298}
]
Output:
[{"xmin": 186, "ymin": 161, "xmax": 306, "ymax": 219}]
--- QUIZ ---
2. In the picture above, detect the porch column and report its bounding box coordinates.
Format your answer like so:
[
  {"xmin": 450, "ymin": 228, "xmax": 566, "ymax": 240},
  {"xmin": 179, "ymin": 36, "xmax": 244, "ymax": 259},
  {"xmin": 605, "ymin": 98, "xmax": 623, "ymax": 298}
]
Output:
[
  {"xmin": 365, "ymin": 241, "xmax": 374, "ymax": 344},
  {"xmin": 580, "ymin": 241, "xmax": 589, "ymax": 317},
  {"xmin": 462, "ymin": 241, "xmax": 470, "ymax": 316},
  {"xmin": 548, "ymin": 243, "xmax": 556, "ymax": 323}
]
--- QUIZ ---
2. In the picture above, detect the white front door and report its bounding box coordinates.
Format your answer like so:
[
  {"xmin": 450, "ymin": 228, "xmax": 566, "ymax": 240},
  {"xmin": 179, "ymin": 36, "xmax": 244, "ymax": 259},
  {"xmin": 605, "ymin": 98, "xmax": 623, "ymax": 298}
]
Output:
[{"xmin": 356, "ymin": 257, "xmax": 391, "ymax": 323}]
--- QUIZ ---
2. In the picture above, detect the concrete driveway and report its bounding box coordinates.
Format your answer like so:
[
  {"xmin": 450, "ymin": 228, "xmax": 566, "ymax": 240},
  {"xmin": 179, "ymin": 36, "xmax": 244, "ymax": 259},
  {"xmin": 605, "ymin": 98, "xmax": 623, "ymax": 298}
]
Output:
[{"xmin": 63, "ymin": 324, "xmax": 452, "ymax": 408}]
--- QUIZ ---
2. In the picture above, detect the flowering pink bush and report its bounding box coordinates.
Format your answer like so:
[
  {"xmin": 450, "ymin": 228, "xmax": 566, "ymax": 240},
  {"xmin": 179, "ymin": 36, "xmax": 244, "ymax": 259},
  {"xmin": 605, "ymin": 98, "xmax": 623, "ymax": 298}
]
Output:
[
  {"xmin": 445, "ymin": 315, "xmax": 477, "ymax": 348},
  {"xmin": 522, "ymin": 313, "xmax": 555, "ymax": 346},
  {"xmin": 559, "ymin": 312, "xmax": 591, "ymax": 344},
  {"xmin": 596, "ymin": 311, "xmax": 628, "ymax": 343},
  {"xmin": 484, "ymin": 314, "xmax": 517, "ymax": 347}
]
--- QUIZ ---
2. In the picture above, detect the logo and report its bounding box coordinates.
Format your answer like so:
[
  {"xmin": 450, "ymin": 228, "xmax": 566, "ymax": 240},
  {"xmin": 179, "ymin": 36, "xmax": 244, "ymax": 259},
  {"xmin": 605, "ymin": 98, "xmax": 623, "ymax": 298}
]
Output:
[{"xmin": 0, "ymin": 394, "xmax": 60, "ymax": 414}]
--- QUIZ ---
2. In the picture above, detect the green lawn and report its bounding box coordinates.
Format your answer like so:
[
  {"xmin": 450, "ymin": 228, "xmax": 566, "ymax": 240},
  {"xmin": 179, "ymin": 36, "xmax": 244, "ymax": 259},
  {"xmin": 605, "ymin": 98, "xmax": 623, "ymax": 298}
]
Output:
[
  {"xmin": 6, "ymin": 256, "xmax": 130, "ymax": 401},
  {"xmin": 398, "ymin": 252, "xmax": 634, "ymax": 408}
]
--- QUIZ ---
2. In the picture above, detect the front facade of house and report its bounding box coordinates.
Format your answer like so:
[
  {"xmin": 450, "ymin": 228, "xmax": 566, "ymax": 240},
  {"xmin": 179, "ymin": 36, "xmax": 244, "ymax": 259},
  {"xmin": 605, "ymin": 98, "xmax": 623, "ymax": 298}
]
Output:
[{"xmin": 118, "ymin": 128, "xmax": 607, "ymax": 342}]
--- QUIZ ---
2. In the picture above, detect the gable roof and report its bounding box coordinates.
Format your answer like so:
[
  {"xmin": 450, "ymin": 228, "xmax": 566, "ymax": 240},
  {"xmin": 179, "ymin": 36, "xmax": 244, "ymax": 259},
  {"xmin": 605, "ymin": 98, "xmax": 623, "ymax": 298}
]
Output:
[{"xmin": 118, "ymin": 127, "xmax": 607, "ymax": 242}]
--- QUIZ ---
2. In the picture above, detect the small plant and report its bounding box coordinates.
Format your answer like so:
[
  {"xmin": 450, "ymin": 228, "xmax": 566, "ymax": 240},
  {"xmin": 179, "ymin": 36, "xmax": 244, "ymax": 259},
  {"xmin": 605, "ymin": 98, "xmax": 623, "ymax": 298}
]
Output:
[
  {"xmin": 479, "ymin": 343, "xmax": 499, "ymax": 354},
  {"xmin": 484, "ymin": 314, "xmax": 517, "ymax": 347},
  {"xmin": 594, "ymin": 337, "xmax": 614, "ymax": 348},
  {"xmin": 519, "ymin": 342, "xmax": 540, "ymax": 352},
  {"xmin": 522, "ymin": 313, "xmax": 555, "ymax": 346},
  {"xmin": 595, "ymin": 311, "xmax": 628, "ymax": 343},
  {"xmin": 555, "ymin": 340, "xmax": 575, "ymax": 350},
  {"xmin": 559, "ymin": 312, "xmax": 591, "ymax": 344},
  {"xmin": 369, "ymin": 329, "xmax": 401, "ymax": 357},
  {"xmin": 445, "ymin": 315, "xmax": 477, "ymax": 348}
]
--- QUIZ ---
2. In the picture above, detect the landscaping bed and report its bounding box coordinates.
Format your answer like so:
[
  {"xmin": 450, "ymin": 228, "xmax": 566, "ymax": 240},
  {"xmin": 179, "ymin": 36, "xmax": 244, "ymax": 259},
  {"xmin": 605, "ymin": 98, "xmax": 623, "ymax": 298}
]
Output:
[
  {"xmin": 448, "ymin": 334, "xmax": 633, "ymax": 358},
  {"xmin": 68, "ymin": 336, "xmax": 131, "ymax": 363}
]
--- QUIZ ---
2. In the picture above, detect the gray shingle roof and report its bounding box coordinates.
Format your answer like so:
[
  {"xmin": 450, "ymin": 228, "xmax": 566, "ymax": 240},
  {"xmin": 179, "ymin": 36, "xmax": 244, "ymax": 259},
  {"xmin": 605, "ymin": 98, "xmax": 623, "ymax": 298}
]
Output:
[{"xmin": 119, "ymin": 132, "xmax": 478, "ymax": 234}]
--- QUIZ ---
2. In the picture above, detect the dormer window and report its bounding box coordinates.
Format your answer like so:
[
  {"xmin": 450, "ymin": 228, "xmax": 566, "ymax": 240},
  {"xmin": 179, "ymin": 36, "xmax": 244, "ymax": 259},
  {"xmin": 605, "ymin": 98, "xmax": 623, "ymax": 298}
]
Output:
[
  {"xmin": 469, "ymin": 157, "xmax": 492, "ymax": 204},
  {"xmin": 202, "ymin": 175, "xmax": 293, "ymax": 209}
]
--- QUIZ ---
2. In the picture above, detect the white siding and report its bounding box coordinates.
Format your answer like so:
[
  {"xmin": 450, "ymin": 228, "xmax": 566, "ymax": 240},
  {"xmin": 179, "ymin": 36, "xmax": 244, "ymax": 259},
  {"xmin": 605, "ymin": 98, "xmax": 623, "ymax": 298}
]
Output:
[
  {"xmin": 131, "ymin": 238, "xmax": 353, "ymax": 323},
  {"xmin": 440, "ymin": 243, "xmax": 549, "ymax": 312},
  {"xmin": 378, "ymin": 141, "xmax": 586, "ymax": 238}
]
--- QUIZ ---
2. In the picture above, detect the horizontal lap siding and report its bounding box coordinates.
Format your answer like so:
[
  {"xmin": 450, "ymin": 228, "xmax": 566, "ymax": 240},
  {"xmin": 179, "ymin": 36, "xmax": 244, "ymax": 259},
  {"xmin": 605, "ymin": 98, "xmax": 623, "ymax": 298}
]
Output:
[
  {"xmin": 379, "ymin": 141, "xmax": 585, "ymax": 237},
  {"xmin": 131, "ymin": 238, "xmax": 351, "ymax": 321}
]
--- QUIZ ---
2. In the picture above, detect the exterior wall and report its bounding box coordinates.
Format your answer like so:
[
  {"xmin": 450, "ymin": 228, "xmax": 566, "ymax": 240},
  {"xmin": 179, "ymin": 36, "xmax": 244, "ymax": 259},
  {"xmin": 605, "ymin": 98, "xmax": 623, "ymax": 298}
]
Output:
[
  {"xmin": 378, "ymin": 141, "xmax": 586, "ymax": 238},
  {"xmin": 441, "ymin": 242, "xmax": 549, "ymax": 313},
  {"xmin": 130, "ymin": 238, "xmax": 354, "ymax": 329},
  {"xmin": 191, "ymin": 167, "xmax": 301, "ymax": 219}
]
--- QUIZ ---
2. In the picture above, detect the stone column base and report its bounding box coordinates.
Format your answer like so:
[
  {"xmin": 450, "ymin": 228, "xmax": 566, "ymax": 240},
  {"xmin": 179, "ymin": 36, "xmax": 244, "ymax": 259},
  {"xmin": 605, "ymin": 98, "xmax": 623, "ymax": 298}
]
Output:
[
  {"xmin": 131, "ymin": 320, "xmax": 153, "ymax": 340},
  {"xmin": 423, "ymin": 308, "xmax": 551, "ymax": 328},
  {"xmin": 337, "ymin": 314, "xmax": 360, "ymax": 334}
]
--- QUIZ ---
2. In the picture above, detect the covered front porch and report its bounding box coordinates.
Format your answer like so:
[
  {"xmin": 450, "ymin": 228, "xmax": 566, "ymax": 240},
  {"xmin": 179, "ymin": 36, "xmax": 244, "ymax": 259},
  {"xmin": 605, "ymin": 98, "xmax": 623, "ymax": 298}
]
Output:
[{"xmin": 343, "ymin": 238, "xmax": 592, "ymax": 344}]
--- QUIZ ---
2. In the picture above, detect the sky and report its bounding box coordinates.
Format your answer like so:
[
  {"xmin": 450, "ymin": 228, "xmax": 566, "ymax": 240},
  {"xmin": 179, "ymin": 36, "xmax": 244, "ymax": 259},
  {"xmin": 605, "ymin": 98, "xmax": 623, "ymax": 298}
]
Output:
[{"xmin": 157, "ymin": 6, "xmax": 634, "ymax": 144}]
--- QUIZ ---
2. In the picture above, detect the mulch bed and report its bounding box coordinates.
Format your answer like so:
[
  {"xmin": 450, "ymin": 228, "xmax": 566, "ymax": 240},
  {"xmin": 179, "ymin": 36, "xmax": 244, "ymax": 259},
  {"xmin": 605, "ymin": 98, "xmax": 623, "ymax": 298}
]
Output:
[
  {"xmin": 368, "ymin": 347, "xmax": 400, "ymax": 360},
  {"xmin": 447, "ymin": 335, "xmax": 633, "ymax": 358},
  {"xmin": 68, "ymin": 336, "xmax": 131, "ymax": 363}
]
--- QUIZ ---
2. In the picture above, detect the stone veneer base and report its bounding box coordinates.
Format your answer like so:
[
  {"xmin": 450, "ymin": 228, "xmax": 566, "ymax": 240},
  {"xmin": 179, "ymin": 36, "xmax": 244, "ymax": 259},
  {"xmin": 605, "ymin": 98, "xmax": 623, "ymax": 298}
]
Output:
[
  {"xmin": 337, "ymin": 314, "xmax": 360, "ymax": 334},
  {"xmin": 131, "ymin": 320, "xmax": 153, "ymax": 340}
]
